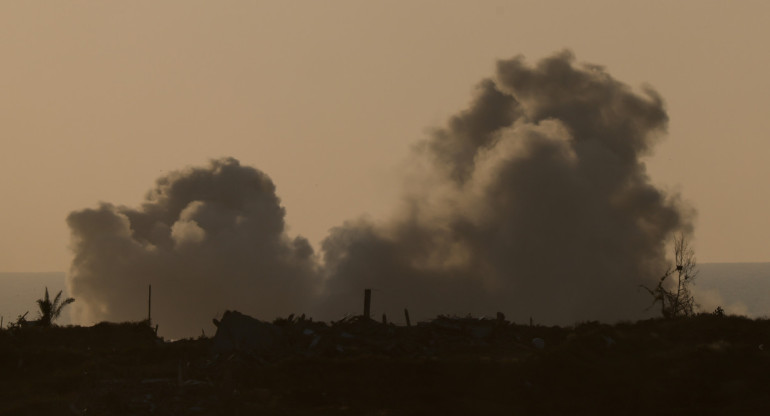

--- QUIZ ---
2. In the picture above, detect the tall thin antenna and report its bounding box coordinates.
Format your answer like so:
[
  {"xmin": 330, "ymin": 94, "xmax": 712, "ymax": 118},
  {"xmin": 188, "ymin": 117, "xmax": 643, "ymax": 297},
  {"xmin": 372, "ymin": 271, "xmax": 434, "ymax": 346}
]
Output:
[
  {"xmin": 148, "ymin": 284, "xmax": 152, "ymax": 324},
  {"xmin": 363, "ymin": 289, "xmax": 371, "ymax": 320}
]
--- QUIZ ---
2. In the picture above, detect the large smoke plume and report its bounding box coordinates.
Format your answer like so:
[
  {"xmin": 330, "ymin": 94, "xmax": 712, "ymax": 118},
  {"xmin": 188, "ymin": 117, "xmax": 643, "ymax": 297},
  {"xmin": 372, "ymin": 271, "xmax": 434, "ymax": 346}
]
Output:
[{"xmin": 67, "ymin": 51, "xmax": 692, "ymax": 338}]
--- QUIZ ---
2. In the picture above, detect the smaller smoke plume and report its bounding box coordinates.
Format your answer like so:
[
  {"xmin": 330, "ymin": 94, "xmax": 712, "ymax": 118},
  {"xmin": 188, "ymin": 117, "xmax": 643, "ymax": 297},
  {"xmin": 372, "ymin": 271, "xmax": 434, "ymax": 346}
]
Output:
[{"xmin": 67, "ymin": 158, "xmax": 318, "ymax": 339}]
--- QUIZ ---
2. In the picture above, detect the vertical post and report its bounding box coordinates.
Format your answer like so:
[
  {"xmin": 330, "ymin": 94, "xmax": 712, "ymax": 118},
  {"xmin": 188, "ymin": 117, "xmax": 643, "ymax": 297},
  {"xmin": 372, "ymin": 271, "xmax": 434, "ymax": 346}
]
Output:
[
  {"xmin": 148, "ymin": 284, "xmax": 152, "ymax": 324},
  {"xmin": 363, "ymin": 289, "xmax": 371, "ymax": 320},
  {"xmin": 404, "ymin": 308, "xmax": 411, "ymax": 327}
]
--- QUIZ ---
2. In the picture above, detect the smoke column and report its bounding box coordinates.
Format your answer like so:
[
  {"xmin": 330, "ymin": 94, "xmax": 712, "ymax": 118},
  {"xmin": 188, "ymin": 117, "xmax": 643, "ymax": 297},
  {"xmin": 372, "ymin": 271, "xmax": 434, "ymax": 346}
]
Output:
[
  {"xmin": 319, "ymin": 50, "xmax": 691, "ymax": 323},
  {"xmin": 67, "ymin": 51, "xmax": 693, "ymax": 336},
  {"xmin": 67, "ymin": 158, "xmax": 319, "ymax": 338}
]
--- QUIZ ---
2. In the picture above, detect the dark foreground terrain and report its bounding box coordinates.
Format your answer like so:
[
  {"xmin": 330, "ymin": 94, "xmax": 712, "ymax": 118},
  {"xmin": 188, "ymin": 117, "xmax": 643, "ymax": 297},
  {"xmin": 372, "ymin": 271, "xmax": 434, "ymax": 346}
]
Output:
[{"xmin": 1, "ymin": 314, "xmax": 769, "ymax": 415}]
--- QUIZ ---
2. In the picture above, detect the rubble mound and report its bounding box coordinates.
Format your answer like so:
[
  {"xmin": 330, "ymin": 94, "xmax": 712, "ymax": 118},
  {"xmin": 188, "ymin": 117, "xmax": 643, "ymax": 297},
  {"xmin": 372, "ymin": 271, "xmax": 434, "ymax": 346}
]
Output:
[{"xmin": 212, "ymin": 311, "xmax": 546, "ymax": 358}]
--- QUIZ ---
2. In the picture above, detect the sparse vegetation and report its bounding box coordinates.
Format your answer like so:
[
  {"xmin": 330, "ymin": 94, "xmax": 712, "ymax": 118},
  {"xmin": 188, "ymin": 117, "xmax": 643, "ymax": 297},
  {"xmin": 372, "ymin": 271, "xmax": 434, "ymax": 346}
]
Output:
[
  {"xmin": 642, "ymin": 233, "xmax": 698, "ymax": 318},
  {"xmin": 8, "ymin": 311, "xmax": 30, "ymax": 329}
]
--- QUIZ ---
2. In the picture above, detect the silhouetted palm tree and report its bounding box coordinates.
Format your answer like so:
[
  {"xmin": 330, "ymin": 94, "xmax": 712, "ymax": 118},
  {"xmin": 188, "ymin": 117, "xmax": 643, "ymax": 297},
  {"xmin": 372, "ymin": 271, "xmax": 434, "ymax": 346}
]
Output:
[{"xmin": 36, "ymin": 287, "xmax": 75, "ymax": 326}]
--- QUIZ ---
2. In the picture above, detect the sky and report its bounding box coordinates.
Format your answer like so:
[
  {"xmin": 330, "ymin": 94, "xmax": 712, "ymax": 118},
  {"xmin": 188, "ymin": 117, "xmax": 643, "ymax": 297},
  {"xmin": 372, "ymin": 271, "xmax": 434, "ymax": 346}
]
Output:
[{"xmin": 1, "ymin": 1, "xmax": 769, "ymax": 273}]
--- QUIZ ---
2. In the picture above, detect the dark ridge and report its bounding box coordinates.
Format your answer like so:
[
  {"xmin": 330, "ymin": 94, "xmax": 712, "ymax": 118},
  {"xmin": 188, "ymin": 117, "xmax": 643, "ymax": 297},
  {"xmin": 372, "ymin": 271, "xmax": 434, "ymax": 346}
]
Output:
[{"xmin": 1, "ymin": 314, "xmax": 769, "ymax": 414}]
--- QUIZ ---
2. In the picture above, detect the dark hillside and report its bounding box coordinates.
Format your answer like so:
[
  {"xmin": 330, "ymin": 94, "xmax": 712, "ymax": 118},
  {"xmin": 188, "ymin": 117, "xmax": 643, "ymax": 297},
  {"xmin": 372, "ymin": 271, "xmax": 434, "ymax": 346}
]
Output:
[{"xmin": 1, "ymin": 315, "xmax": 769, "ymax": 415}]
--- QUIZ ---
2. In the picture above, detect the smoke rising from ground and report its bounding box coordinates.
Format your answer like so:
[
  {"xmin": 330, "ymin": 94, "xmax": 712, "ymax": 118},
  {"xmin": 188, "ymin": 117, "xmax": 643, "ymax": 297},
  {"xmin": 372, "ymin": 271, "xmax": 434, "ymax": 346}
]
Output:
[
  {"xmin": 67, "ymin": 158, "xmax": 319, "ymax": 338},
  {"xmin": 319, "ymin": 50, "xmax": 690, "ymax": 323},
  {"xmin": 67, "ymin": 51, "xmax": 692, "ymax": 337}
]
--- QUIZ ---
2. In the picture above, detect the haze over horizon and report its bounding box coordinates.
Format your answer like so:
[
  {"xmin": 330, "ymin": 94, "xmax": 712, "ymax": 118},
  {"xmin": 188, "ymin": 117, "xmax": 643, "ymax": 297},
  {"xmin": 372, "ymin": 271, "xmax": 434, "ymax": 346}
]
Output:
[{"xmin": 1, "ymin": 261, "xmax": 768, "ymax": 338}]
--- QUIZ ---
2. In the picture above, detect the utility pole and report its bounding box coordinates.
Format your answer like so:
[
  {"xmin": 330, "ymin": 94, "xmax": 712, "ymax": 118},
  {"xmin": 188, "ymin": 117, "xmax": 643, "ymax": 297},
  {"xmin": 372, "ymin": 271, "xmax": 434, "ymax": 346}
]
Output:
[
  {"xmin": 148, "ymin": 285, "xmax": 152, "ymax": 324},
  {"xmin": 363, "ymin": 289, "xmax": 371, "ymax": 320}
]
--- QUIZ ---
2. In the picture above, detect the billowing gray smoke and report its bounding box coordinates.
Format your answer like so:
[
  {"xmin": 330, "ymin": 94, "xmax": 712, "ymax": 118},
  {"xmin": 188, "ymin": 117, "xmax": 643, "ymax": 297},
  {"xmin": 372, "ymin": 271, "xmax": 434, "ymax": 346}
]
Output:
[
  {"xmin": 67, "ymin": 158, "xmax": 319, "ymax": 338},
  {"xmin": 67, "ymin": 51, "xmax": 692, "ymax": 337},
  {"xmin": 319, "ymin": 50, "xmax": 690, "ymax": 323}
]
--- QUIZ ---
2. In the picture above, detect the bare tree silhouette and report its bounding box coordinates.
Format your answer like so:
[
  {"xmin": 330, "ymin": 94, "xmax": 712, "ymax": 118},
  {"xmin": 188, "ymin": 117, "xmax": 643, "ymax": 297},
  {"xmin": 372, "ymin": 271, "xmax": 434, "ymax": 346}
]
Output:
[{"xmin": 642, "ymin": 233, "xmax": 698, "ymax": 318}]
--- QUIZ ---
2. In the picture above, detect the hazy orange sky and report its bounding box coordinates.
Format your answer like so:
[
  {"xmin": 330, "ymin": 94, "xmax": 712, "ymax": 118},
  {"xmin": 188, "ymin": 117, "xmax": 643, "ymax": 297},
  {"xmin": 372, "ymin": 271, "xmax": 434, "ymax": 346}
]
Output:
[{"xmin": 1, "ymin": 1, "xmax": 768, "ymax": 272}]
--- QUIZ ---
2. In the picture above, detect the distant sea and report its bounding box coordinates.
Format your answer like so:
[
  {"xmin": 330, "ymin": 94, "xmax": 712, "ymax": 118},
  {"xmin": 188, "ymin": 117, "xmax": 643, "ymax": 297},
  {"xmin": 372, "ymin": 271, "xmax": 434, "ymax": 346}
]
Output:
[
  {"xmin": 0, "ymin": 272, "xmax": 71, "ymax": 327},
  {"xmin": 693, "ymin": 263, "xmax": 770, "ymax": 317},
  {"xmin": 1, "ymin": 264, "xmax": 769, "ymax": 327}
]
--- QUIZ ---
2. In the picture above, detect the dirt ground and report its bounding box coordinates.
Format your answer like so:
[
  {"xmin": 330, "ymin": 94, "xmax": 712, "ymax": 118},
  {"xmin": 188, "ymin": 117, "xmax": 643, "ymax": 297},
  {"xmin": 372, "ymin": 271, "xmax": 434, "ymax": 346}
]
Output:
[{"xmin": 1, "ymin": 315, "xmax": 769, "ymax": 415}]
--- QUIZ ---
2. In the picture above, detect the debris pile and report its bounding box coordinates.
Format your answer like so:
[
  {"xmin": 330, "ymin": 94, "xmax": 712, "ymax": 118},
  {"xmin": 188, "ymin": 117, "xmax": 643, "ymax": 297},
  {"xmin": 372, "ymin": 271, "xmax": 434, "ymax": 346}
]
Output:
[{"xmin": 211, "ymin": 310, "xmax": 550, "ymax": 359}]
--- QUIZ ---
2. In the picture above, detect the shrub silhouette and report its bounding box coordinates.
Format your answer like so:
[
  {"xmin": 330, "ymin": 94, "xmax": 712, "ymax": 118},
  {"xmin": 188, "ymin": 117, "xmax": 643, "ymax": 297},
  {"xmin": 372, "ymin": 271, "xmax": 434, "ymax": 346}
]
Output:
[
  {"xmin": 36, "ymin": 287, "xmax": 75, "ymax": 326},
  {"xmin": 641, "ymin": 233, "xmax": 698, "ymax": 318}
]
